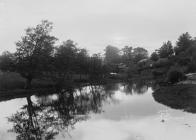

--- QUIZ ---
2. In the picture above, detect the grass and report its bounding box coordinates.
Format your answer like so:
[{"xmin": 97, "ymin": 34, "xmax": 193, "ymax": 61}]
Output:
[
  {"xmin": 0, "ymin": 72, "xmax": 25, "ymax": 90},
  {"xmin": 0, "ymin": 72, "xmax": 126, "ymax": 92},
  {"xmin": 152, "ymin": 84, "xmax": 196, "ymax": 113},
  {"xmin": 154, "ymin": 84, "xmax": 196, "ymax": 97},
  {"xmin": 0, "ymin": 72, "xmax": 55, "ymax": 91}
]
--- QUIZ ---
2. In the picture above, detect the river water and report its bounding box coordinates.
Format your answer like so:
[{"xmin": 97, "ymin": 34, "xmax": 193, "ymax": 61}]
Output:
[{"xmin": 0, "ymin": 82, "xmax": 195, "ymax": 140}]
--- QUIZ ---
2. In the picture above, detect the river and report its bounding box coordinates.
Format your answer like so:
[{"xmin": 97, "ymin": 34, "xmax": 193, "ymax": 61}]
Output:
[{"xmin": 0, "ymin": 82, "xmax": 195, "ymax": 140}]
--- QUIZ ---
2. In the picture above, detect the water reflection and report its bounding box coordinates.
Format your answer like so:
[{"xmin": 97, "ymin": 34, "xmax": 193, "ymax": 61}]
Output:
[
  {"xmin": 132, "ymin": 80, "xmax": 148, "ymax": 94},
  {"xmin": 4, "ymin": 81, "xmax": 196, "ymax": 140},
  {"xmin": 6, "ymin": 81, "xmax": 149, "ymax": 140}
]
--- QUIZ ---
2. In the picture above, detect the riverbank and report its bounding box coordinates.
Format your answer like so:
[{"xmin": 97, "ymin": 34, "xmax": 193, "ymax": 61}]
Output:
[
  {"xmin": 0, "ymin": 72, "xmax": 129, "ymax": 91},
  {"xmin": 153, "ymin": 84, "xmax": 196, "ymax": 113},
  {"xmin": 0, "ymin": 72, "xmax": 127, "ymax": 102}
]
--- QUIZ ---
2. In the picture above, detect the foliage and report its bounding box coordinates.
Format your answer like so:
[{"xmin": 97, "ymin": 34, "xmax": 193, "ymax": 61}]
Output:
[
  {"xmin": 105, "ymin": 45, "xmax": 120, "ymax": 64},
  {"xmin": 54, "ymin": 40, "xmax": 78, "ymax": 76},
  {"xmin": 149, "ymin": 32, "xmax": 196, "ymax": 84},
  {"xmin": 167, "ymin": 66, "xmax": 186, "ymax": 84},
  {"xmin": 121, "ymin": 46, "xmax": 133, "ymax": 65},
  {"xmin": 174, "ymin": 32, "xmax": 193, "ymax": 55},
  {"xmin": 3, "ymin": 21, "xmax": 196, "ymax": 89},
  {"xmin": 14, "ymin": 20, "xmax": 57, "ymax": 88},
  {"xmin": 153, "ymin": 58, "xmax": 171, "ymax": 68},
  {"xmin": 127, "ymin": 63, "xmax": 138, "ymax": 78},
  {"xmin": 0, "ymin": 72, "xmax": 25, "ymax": 90},
  {"xmin": 88, "ymin": 54, "xmax": 105, "ymax": 78},
  {"xmin": 158, "ymin": 41, "xmax": 173, "ymax": 58},
  {"xmin": 0, "ymin": 21, "xmax": 108, "ymax": 89},
  {"xmin": 0, "ymin": 51, "xmax": 15, "ymax": 72},
  {"xmin": 132, "ymin": 47, "xmax": 148, "ymax": 63},
  {"xmin": 150, "ymin": 52, "xmax": 159, "ymax": 61},
  {"xmin": 76, "ymin": 48, "xmax": 89, "ymax": 75}
]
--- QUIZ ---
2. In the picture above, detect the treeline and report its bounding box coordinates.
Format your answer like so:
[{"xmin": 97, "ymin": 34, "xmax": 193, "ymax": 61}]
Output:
[
  {"xmin": 100, "ymin": 32, "xmax": 196, "ymax": 83},
  {"xmin": 149, "ymin": 32, "xmax": 196, "ymax": 83},
  {"xmin": 1, "ymin": 20, "xmax": 195, "ymax": 88},
  {"xmin": 0, "ymin": 21, "xmax": 107, "ymax": 89},
  {"xmin": 0, "ymin": 20, "xmax": 150, "ymax": 89}
]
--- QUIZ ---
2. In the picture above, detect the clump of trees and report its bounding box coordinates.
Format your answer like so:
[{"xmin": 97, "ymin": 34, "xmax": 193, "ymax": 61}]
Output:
[
  {"xmin": 157, "ymin": 41, "xmax": 174, "ymax": 58},
  {"xmin": 14, "ymin": 20, "xmax": 57, "ymax": 88},
  {"xmin": 2, "ymin": 20, "xmax": 195, "ymax": 87},
  {"xmin": 150, "ymin": 32, "xmax": 196, "ymax": 83},
  {"xmin": 104, "ymin": 45, "xmax": 149, "ymax": 75},
  {"xmin": 167, "ymin": 66, "xmax": 186, "ymax": 84},
  {"xmin": 105, "ymin": 45, "xmax": 148, "ymax": 65},
  {"xmin": 0, "ymin": 20, "xmax": 107, "ymax": 89}
]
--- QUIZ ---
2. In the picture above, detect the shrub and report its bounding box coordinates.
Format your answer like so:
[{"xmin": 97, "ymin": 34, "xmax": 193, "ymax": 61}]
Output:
[
  {"xmin": 0, "ymin": 72, "xmax": 25, "ymax": 90},
  {"xmin": 127, "ymin": 64, "xmax": 138, "ymax": 78},
  {"xmin": 167, "ymin": 67, "xmax": 186, "ymax": 84}
]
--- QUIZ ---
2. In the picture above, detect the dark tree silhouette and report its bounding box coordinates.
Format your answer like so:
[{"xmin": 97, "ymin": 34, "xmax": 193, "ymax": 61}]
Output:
[
  {"xmin": 54, "ymin": 40, "xmax": 78, "ymax": 82},
  {"xmin": 0, "ymin": 51, "xmax": 15, "ymax": 72},
  {"xmin": 150, "ymin": 52, "xmax": 159, "ymax": 61},
  {"xmin": 121, "ymin": 46, "xmax": 133, "ymax": 65},
  {"xmin": 174, "ymin": 32, "xmax": 192, "ymax": 55},
  {"xmin": 14, "ymin": 20, "xmax": 57, "ymax": 89},
  {"xmin": 158, "ymin": 41, "xmax": 174, "ymax": 58},
  {"xmin": 133, "ymin": 47, "xmax": 148, "ymax": 63}
]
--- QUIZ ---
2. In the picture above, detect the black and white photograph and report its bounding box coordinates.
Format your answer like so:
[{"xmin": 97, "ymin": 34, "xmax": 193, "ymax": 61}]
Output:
[{"xmin": 1, "ymin": 0, "xmax": 196, "ymax": 139}]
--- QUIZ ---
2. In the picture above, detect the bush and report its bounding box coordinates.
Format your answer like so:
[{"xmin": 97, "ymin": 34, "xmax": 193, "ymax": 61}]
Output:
[
  {"xmin": 167, "ymin": 67, "xmax": 186, "ymax": 84},
  {"xmin": 127, "ymin": 64, "xmax": 138, "ymax": 78},
  {"xmin": 0, "ymin": 72, "xmax": 25, "ymax": 90}
]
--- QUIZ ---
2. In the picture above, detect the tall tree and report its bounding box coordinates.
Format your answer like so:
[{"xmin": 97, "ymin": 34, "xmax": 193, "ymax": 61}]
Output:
[
  {"xmin": 15, "ymin": 20, "xmax": 57, "ymax": 88},
  {"xmin": 174, "ymin": 32, "xmax": 193, "ymax": 55},
  {"xmin": 150, "ymin": 51, "xmax": 159, "ymax": 61},
  {"xmin": 88, "ymin": 53, "xmax": 104, "ymax": 78},
  {"xmin": 133, "ymin": 47, "xmax": 148, "ymax": 63},
  {"xmin": 54, "ymin": 40, "xmax": 78, "ymax": 80},
  {"xmin": 158, "ymin": 41, "xmax": 174, "ymax": 58},
  {"xmin": 121, "ymin": 46, "xmax": 133, "ymax": 64},
  {"xmin": 76, "ymin": 48, "xmax": 89, "ymax": 78},
  {"xmin": 105, "ymin": 45, "xmax": 120, "ymax": 64}
]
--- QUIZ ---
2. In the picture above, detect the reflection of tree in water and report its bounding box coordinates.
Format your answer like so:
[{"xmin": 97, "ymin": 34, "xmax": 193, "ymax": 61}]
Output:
[
  {"xmin": 8, "ymin": 85, "xmax": 108, "ymax": 140},
  {"xmin": 8, "ymin": 95, "xmax": 58, "ymax": 140},
  {"xmin": 120, "ymin": 80, "xmax": 148, "ymax": 95},
  {"xmin": 132, "ymin": 80, "xmax": 148, "ymax": 94},
  {"xmin": 8, "ymin": 82, "xmax": 150, "ymax": 139},
  {"xmin": 122, "ymin": 82, "xmax": 133, "ymax": 95},
  {"xmin": 103, "ymin": 81, "xmax": 148, "ymax": 96},
  {"xmin": 103, "ymin": 83, "xmax": 119, "ymax": 97}
]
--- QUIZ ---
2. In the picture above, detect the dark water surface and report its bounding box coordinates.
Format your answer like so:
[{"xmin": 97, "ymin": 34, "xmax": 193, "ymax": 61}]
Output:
[{"xmin": 0, "ymin": 82, "xmax": 196, "ymax": 140}]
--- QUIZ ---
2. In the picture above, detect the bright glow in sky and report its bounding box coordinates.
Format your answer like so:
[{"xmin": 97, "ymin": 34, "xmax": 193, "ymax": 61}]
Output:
[{"xmin": 1, "ymin": 0, "xmax": 196, "ymax": 54}]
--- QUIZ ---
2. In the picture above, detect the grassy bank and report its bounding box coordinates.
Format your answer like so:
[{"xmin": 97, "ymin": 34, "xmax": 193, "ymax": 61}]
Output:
[
  {"xmin": 0, "ymin": 72, "xmax": 25, "ymax": 90},
  {"xmin": 154, "ymin": 84, "xmax": 196, "ymax": 97},
  {"xmin": 0, "ymin": 72, "xmax": 55, "ymax": 90},
  {"xmin": 0, "ymin": 72, "xmax": 125, "ymax": 91},
  {"xmin": 152, "ymin": 84, "xmax": 196, "ymax": 113}
]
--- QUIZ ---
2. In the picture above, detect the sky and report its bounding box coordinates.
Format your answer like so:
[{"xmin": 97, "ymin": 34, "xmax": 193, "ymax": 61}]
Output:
[{"xmin": 1, "ymin": 0, "xmax": 196, "ymax": 55}]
